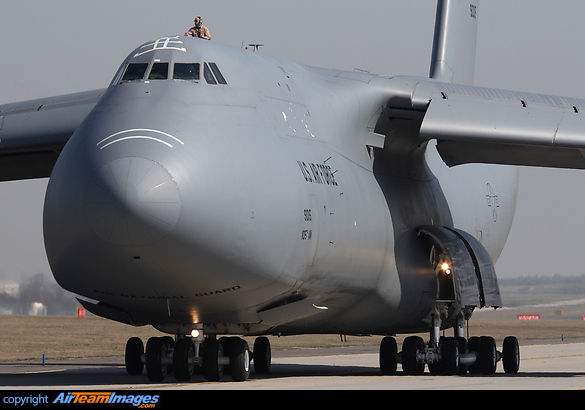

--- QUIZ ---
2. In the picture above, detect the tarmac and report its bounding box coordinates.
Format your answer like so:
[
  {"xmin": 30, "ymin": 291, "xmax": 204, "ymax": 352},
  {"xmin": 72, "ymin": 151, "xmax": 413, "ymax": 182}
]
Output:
[{"xmin": 1, "ymin": 340, "xmax": 585, "ymax": 390}]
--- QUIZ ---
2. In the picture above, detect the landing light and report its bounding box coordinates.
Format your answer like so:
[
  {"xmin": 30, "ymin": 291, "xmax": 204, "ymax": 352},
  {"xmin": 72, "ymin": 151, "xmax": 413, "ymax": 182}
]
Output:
[
  {"xmin": 191, "ymin": 329, "xmax": 200, "ymax": 338},
  {"xmin": 441, "ymin": 263, "xmax": 451, "ymax": 275}
]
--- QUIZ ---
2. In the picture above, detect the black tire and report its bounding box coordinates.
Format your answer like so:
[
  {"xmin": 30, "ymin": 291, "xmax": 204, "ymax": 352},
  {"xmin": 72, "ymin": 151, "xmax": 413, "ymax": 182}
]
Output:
[
  {"xmin": 479, "ymin": 336, "xmax": 497, "ymax": 375},
  {"xmin": 503, "ymin": 336, "xmax": 520, "ymax": 374},
  {"xmin": 456, "ymin": 337, "xmax": 468, "ymax": 375},
  {"xmin": 219, "ymin": 337, "xmax": 235, "ymax": 373},
  {"xmin": 402, "ymin": 336, "xmax": 425, "ymax": 375},
  {"xmin": 467, "ymin": 336, "xmax": 481, "ymax": 374},
  {"xmin": 230, "ymin": 338, "xmax": 251, "ymax": 382},
  {"xmin": 379, "ymin": 336, "xmax": 398, "ymax": 375},
  {"xmin": 441, "ymin": 337, "xmax": 460, "ymax": 375},
  {"xmin": 160, "ymin": 336, "xmax": 174, "ymax": 374},
  {"xmin": 253, "ymin": 337, "xmax": 271, "ymax": 374},
  {"xmin": 173, "ymin": 338, "xmax": 195, "ymax": 382},
  {"xmin": 202, "ymin": 338, "xmax": 224, "ymax": 382},
  {"xmin": 146, "ymin": 337, "xmax": 169, "ymax": 382},
  {"xmin": 125, "ymin": 337, "xmax": 144, "ymax": 376},
  {"xmin": 427, "ymin": 337, "xmax": 444, "ymax": 374}
]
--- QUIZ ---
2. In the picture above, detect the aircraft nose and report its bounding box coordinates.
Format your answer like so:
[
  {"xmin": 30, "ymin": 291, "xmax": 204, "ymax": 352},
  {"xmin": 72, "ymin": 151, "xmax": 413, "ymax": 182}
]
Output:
[
  {"xmin": 44, "ymin": 149, "xmax": 184, "ymax": 299},
  {"xmin": 83, "ymin": 156, "xmax": 181, "ymax": 246}
]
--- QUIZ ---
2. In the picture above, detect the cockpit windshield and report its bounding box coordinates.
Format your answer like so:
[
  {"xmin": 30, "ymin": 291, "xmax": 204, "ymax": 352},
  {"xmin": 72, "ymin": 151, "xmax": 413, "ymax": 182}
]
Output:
[
  {"xmin": 173, "ymin": 63, "xmax": 200, "ymax": 81},
  {"xmin": 148, "ymin": 63, "xmax": 169, "ymax": 80},
  {"xmin": 116, "ymin": 61, "xmax": 225, "ymax": 85},
  {"xmin": 121, "ymin": 63, "xmax": 149, "ymax": 82}
]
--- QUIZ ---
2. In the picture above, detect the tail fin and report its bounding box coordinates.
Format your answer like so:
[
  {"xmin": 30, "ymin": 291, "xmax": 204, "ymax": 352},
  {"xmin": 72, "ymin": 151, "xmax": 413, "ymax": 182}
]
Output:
[{"xmin": 429, "ymin": 0, "xmax": 479, "ymax": 85}]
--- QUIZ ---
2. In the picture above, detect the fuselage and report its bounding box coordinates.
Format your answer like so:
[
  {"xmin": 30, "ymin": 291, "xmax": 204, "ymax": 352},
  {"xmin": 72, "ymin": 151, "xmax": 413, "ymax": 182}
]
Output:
[{"xmin": 42, "ymin": 37, "xmax": 518, "ymax": 336}]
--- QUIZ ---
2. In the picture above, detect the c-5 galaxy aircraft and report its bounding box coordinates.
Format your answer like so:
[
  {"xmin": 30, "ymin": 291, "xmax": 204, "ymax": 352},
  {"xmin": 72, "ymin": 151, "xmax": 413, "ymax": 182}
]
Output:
[{"xmin": 4, "ymin": 0, "xmax": 582, "ymax": 382}]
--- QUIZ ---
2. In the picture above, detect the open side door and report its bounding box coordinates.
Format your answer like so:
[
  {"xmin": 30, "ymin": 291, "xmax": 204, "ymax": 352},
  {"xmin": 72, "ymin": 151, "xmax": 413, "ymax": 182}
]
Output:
[{"xmin": 418, "ymin": 225, "xmax": 501, "ymax": 310}]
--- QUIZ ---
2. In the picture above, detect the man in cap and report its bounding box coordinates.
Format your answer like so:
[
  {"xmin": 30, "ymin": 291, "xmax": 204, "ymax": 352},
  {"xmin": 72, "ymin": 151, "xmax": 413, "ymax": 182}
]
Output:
[{"xmin": 185, "ymin": 16, "xmax": 211, "ymax": 40}]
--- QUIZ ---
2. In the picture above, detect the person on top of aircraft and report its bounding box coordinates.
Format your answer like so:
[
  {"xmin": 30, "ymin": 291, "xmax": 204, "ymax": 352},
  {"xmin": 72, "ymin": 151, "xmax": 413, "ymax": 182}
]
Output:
[{"xmin": 184, "ymin": 16, "xmax": 211, "ymax": 40}]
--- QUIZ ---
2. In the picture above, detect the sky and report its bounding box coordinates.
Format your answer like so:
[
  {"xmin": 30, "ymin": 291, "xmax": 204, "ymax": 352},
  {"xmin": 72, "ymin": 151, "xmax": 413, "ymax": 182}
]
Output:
[{"xmin": 1, "ymin": 0, "xmax": 585, "ymax": 294}]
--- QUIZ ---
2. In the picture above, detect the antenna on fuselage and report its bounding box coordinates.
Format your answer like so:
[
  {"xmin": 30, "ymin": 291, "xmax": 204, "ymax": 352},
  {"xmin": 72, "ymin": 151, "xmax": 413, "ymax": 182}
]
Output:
[{"xmin": 247, "ymin": 43, "xmax": 264, "ymax": 52}]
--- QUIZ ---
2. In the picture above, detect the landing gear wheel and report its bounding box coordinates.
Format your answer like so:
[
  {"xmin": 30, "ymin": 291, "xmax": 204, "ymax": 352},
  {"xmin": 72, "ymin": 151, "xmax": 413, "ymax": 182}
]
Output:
[
  {"xmin": 379, "ymin": 336, "xmax": 398, "ymax": 375},
  {"xmin": 202, "ymin": 338, "xmax": 224, "ymax": 382},
  {"xmin": 456, "ymin": 337, "xmax": 468, "ymax": 375},
  {"xmin": 125, "ymin": 337, "xmax": 144, "ymax": 376},
  {"xmin": 402, "ymin": 336, "xmax": 425, "ymax": 375},
  {"xmin": 219, "ymin": 337, "xmax": 235, "ymax": 374},
  {"xmin": 503, "ymin": 336, "xmax": 520, "ymax": 374},
  {"xmin": 230, "ymin": 338, "xmax": 251, "ymax": 382},
  {"xmin": 253, "ymin": 337, "xmax": 271, "ymax": 374},
  {"xmin": 467, "ymin": 336, "xmax": 481, "ymax": 374},
  {"xmin": 479, "ymin": 336, "xmax": 497, "ymax": 375},
  {"xmin": 441, "ymin": 337, "xmax": 460, "ymax": 375},
  {"xmin": 173, "ymin": 338, "xmax": 195, "ymax": 382},
  {"xmin": 146, "ymin": 337, "xmax": 170, "ymax": 382}
]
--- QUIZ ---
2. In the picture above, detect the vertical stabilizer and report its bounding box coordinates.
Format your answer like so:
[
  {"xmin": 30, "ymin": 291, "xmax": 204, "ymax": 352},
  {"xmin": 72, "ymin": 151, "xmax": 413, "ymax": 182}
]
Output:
[{"xmin": 429, "ymin": 0, "xmax": 479, "ymax": 85}]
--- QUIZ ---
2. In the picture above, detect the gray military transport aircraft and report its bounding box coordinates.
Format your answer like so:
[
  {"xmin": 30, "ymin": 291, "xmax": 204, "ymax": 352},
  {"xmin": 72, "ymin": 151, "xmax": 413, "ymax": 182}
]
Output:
[{"xmin": 6, "ymin": 0, "xmax": 582, "ymax": 382}]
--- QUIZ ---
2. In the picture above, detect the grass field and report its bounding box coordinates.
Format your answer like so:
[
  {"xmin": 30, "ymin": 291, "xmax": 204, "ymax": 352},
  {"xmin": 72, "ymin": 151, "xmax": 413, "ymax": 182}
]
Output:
[
  {"xmin": 3, "ymin": 282, "xmax": 585, "ymax": 363},
  {"xmin": 2, "ymin": 313, "xmax": 585, "ymax": 363}
]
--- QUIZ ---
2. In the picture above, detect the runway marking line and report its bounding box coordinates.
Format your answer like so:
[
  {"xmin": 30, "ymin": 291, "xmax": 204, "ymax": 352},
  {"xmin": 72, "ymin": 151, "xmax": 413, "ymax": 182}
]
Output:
[
  {"xmin": 13, "ymin": 368, "xmax": 68, "ymax": 375},
  {"xmin": 522, "ymin": 354, "xmax": 585, "ymax": 361}
]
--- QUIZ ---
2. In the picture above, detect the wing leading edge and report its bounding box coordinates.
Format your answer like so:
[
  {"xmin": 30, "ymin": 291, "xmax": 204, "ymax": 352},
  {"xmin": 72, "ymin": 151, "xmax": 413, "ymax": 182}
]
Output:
[
  {"xmin": 376, "ymin": 76, "xmax": 585, "ymax": 170},
  {"xmin": 0, "ymin": 89, "xmax": 104, "ymax": 181},
  {"xmin": 418, "ymin": 82, "xmax": 585, "ymax": 169},
  {"xmin": 418, "ymin": 0, "xmax": 585, "ymax": 170}
]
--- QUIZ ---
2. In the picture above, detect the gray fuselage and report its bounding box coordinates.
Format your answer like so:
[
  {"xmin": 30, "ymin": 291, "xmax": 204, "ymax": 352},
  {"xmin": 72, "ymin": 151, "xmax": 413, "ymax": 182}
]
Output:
[{"xmin": 42, "ymin": 37, "xmax": 517, "ymax": 336}]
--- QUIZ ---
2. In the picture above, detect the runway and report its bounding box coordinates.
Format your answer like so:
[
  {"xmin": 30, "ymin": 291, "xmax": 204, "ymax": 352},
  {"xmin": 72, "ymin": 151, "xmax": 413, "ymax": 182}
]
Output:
[{"xmin": 1, "ymin": 341, "xmax": 585, "ymax": 390}]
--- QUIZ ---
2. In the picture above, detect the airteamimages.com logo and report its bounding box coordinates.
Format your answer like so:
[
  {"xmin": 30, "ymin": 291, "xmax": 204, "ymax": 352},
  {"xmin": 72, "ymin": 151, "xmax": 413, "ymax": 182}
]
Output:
[
  {"xmin": 53, "ymin": 392, "xmax": 160, "ymax": 407},
  {"xmin": 3, "ymin": 392, "xmax": 160, "ymax": 408}
]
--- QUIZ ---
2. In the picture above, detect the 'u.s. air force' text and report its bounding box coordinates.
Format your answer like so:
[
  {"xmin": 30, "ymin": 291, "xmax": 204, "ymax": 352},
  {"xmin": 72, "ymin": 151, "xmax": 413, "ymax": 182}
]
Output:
[{"xmin": 297, "ymin": 161, "xmax": 339, "ymax": 186}]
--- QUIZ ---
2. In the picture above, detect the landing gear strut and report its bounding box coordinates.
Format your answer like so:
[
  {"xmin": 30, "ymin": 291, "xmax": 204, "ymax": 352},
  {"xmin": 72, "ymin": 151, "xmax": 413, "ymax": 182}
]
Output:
[
  {"xmin": 379, "ymin": 314, "xmax": 520, "ymax": 376},
  {"xmin": 383, "ymin": 226, "xmax": 520, "ymax": 376},
  {"xmin": 125, "ymin": 332, "xmax": 272, "ymax": 383}
]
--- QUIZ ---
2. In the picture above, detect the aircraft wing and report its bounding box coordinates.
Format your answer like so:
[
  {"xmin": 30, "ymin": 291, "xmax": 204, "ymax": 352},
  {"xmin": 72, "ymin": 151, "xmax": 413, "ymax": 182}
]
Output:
[
  {"xmin": 412, "ymin": 80, "xmax": 585, "ymax": 169},
  {"xmin": 0, "ymin": 89, "xmax": 104, "ymax": 181}
]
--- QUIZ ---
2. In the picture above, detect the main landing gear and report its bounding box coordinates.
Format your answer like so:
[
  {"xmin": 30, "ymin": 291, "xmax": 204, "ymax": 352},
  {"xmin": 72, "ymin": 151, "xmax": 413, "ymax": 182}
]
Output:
[
  {"xmin": 124, "ymin": 333, "xmax": 272, "ymax": 383},
  {"xmin": 379, "ymin": 313, "xmax": 520, "ymax": 376}
]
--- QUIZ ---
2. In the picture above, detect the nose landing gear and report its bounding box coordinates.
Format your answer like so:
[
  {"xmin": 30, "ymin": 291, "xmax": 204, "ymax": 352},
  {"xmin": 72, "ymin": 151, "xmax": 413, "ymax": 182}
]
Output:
[{"xmin": 124, "ymin": 333, "xmax": 272, "ymax": 383}]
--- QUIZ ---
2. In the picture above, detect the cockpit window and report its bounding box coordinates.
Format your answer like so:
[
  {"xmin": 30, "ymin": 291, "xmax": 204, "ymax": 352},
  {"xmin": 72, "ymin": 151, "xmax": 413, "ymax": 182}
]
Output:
[
  {"xmin": 173, "ymin": 63, "xmax": 200, "ymax": 81},
  {"xmin": 148, "ymin": 63, "xmax": 169, "ymax": 80},
  {"xmin": 203, "ymin": 63, "xmax": 217, "ymax": 85},
  {"xmin": 203, "ymin": 62, "xmax": 227, "ymax": 85},
  {"xmin": 121, "ymin": 63, "xmax": 148, "ymax": 82},
  {"xmin": 208, "ymin": 63, "xmax": 227, "ymax": 85},
  {"xmin": 118, "ymin": 61, "xmax": 224, "ymax": 85}
]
